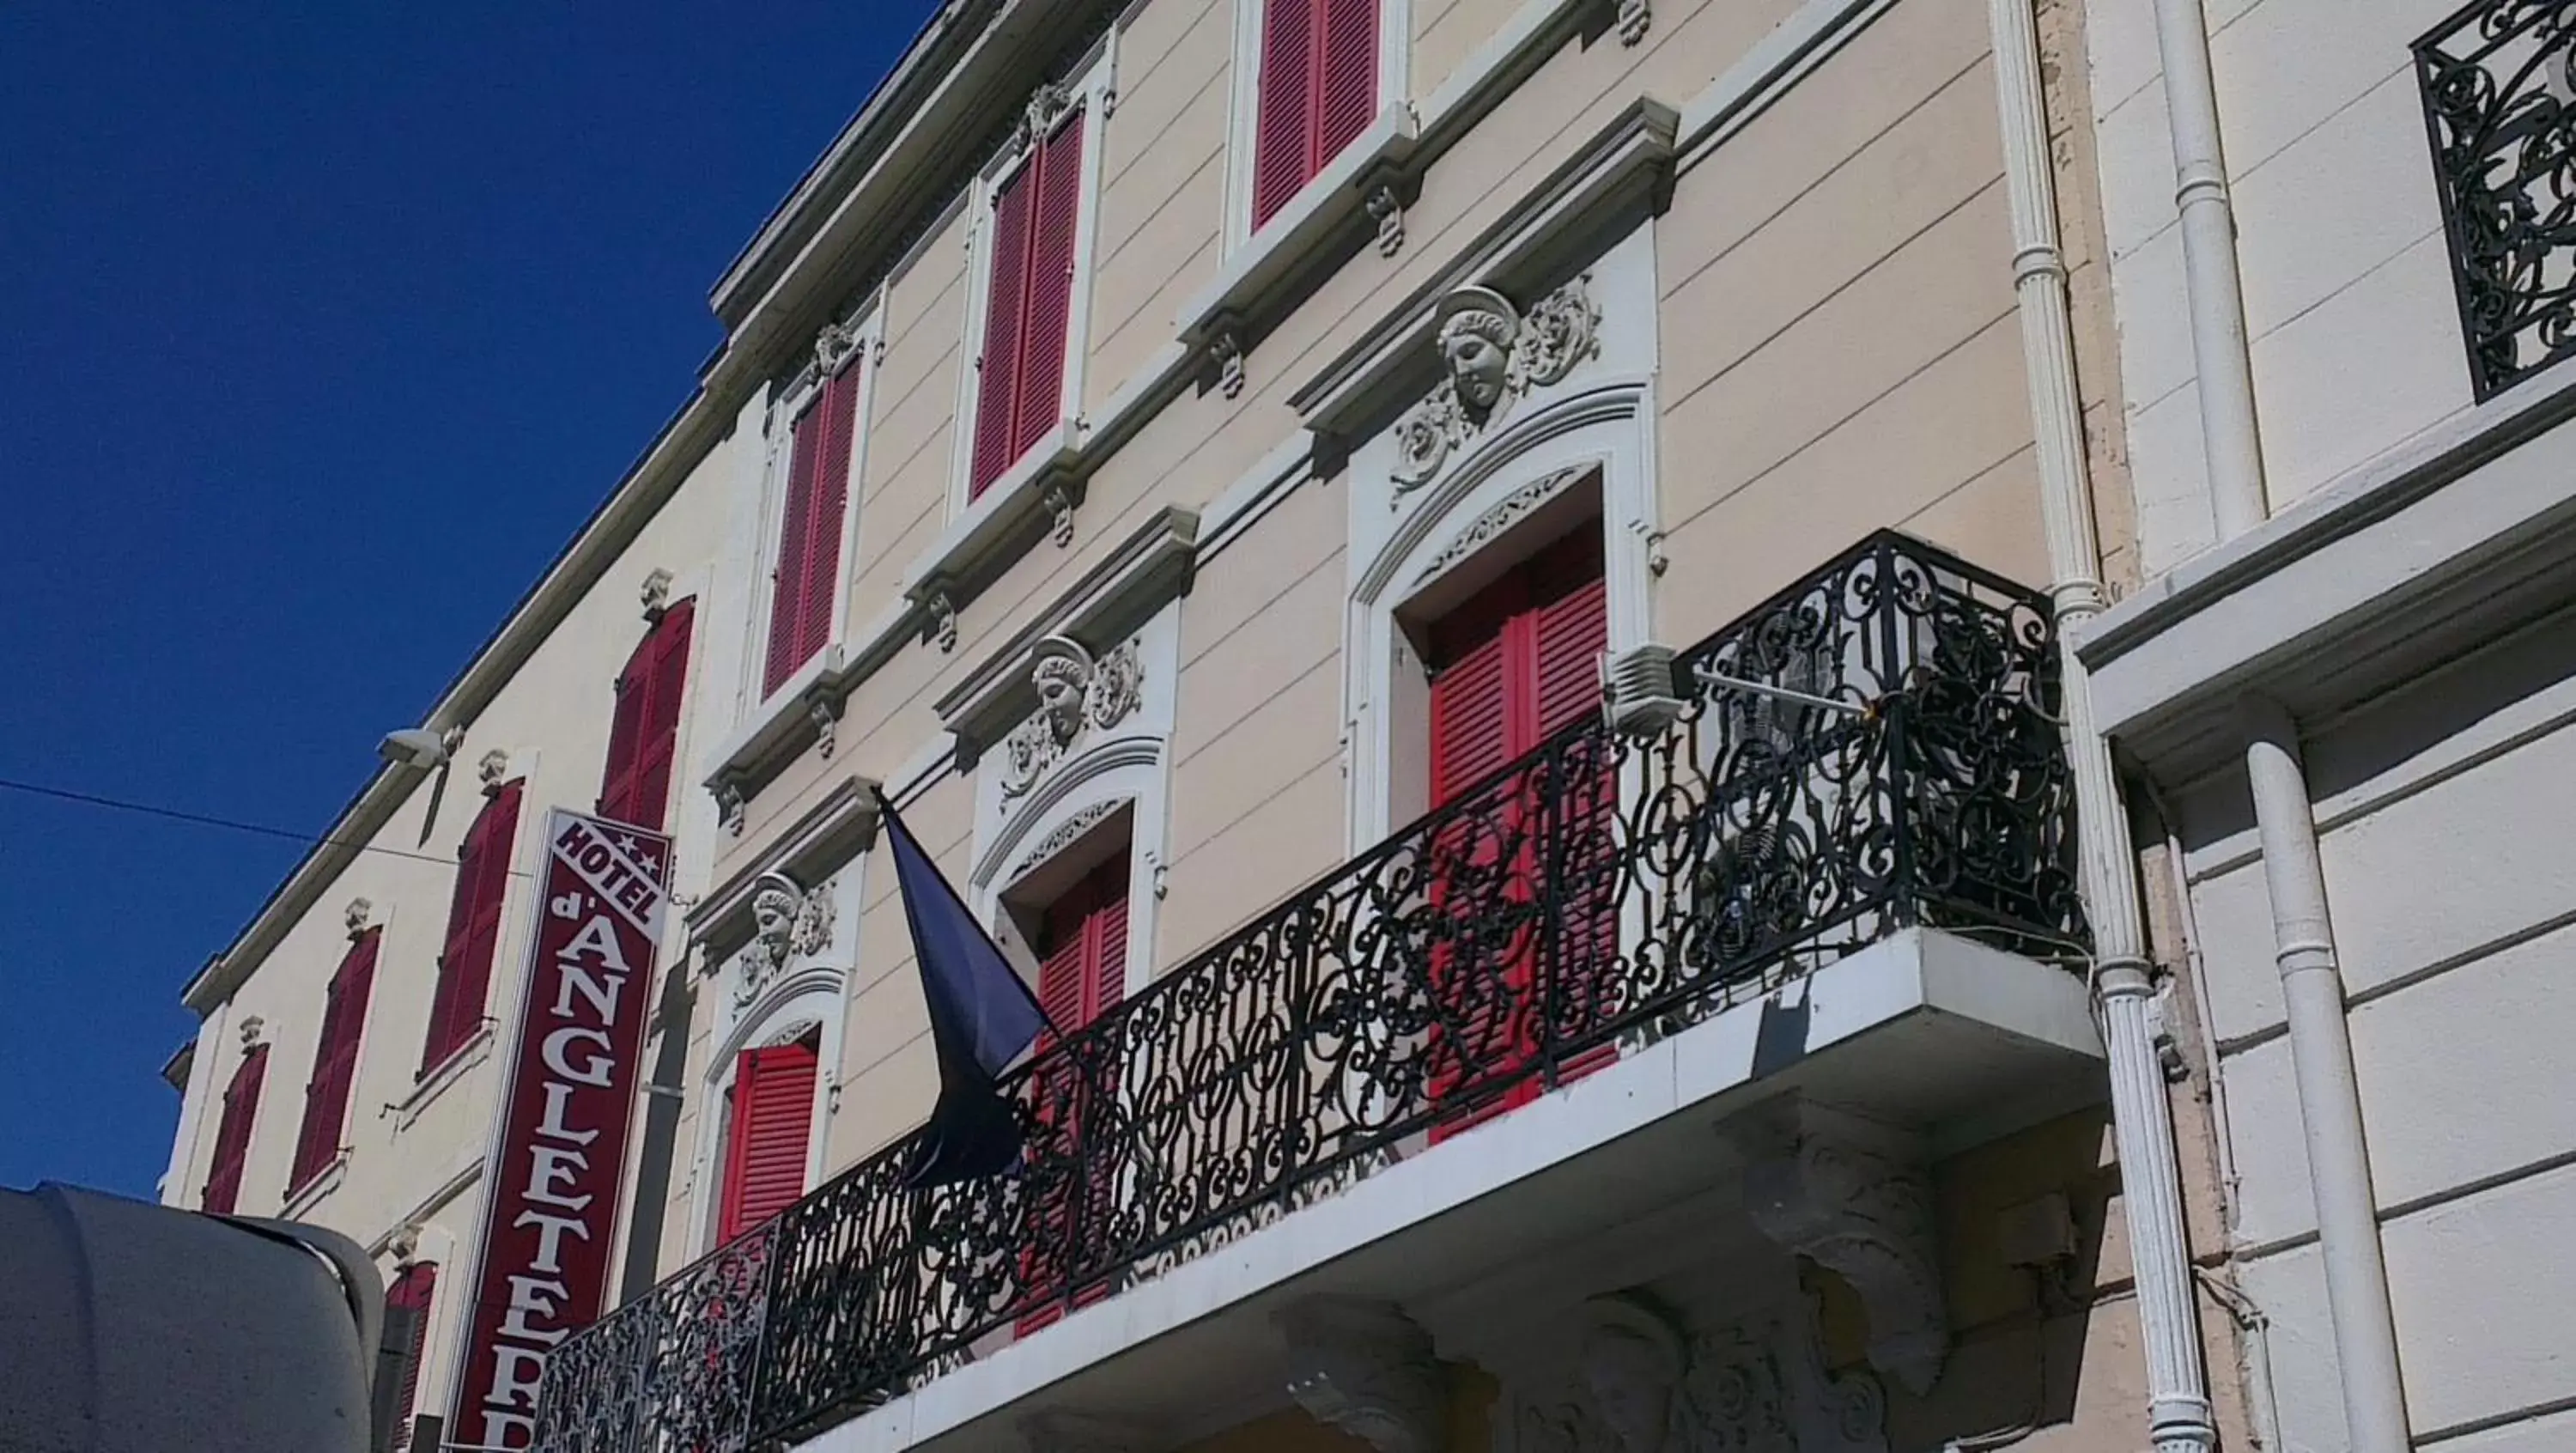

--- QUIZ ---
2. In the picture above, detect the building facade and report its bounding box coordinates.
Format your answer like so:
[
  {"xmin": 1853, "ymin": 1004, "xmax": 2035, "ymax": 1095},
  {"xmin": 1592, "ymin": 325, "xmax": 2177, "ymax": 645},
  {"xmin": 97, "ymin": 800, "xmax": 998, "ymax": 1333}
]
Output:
[
  {"xmin": 2075, "ymin": 0, "xmax": 2576, "ymax": 1450},
  {"xmin": 157, "ymin": 0, "xmax": 2309, "ymax": 1450}
]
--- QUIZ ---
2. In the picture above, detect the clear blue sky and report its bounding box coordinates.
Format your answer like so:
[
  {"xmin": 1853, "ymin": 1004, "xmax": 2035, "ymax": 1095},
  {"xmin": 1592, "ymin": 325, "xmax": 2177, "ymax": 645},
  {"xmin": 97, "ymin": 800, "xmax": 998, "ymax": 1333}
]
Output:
[{"xmin": 0, "ymin": 3, "xmax": 934, "ymax": 1198}]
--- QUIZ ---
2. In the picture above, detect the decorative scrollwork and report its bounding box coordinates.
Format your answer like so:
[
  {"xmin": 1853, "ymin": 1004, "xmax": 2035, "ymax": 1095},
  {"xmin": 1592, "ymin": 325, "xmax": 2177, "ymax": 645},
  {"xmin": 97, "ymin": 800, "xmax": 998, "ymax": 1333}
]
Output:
[
  {"xmin": 1392, "ymin": 278, "xmax": 1602, "ymax": 495},
  {"xmin": 532, "ymin": 1223, "xmax": 772, "ymax": 1453},
  {"xmin": 536, "ymin": 534, "xmax": 2081, "ymax": 1453},
  {"xmin": 999, "ymin": 635, "xmax": 1147, "ymax": 807},
  {"xmin": 2416, "ymin": 1, "xmax": 2576, "ymax": 396}
]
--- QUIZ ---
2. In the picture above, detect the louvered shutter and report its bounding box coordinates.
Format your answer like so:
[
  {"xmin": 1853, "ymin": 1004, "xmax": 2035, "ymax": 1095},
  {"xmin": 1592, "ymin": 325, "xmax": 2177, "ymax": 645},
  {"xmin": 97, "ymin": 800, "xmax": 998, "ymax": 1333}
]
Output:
[
  {"xmin": 202, "ymin": 1043, "xmax": 269, "ymax": 1214},
  {"xmin": 1316, "ymin": 0, "xmax": 1378, "ymax": 165},
  {"xmin": 423, "ymin": 781, "xmax": 522, "ymax": 1073},
  {"xmin": 1528, "ymin": 552, "xmax": 1615, "ymax": 1091},
  {"xmin": 380, "ymin": 1261, "xmax": 438, "ymax": 1450},
  {"xmin": 719, "ymin": 1042, "xmax": 818, "ymax": 1242},
  {"xmin": 1425, "ymin": 628, "xmax": 1526, "ymax": 1128},
  {"xmin": 796, "ymin": 367, "xmax": 860, "ymax": 667},
  {"xmin": 600, "ymin": 599, "xmax": 696, "ymax": 832},
  {"xmin": 1252, "ymin": 0, "xmax": 1315, "ymax": 227},
  {"xmin": 1016, "ymin": 114, "xmax": 1084, "ymax": 464},
  {"xmin": 971, "ymin": 156, "xmax": 1038, "ymax": 497},
  {"xmin": 292, "ymin": 929, "xmax": 379, "ymax": 1190},
  {"xmin": 762, "ymin": 410, "xmax": 824, "ymax": 694}
]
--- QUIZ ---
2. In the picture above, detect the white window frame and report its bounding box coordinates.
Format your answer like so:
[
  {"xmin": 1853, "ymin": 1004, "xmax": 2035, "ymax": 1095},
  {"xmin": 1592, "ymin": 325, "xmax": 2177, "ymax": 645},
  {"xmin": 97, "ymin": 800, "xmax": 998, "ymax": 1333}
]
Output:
[
  {"xmin": 948, "ymin": 40, "xmax": 1118, "ymax": 521},
  {"xmin": 748, "ymin": 301, "xmax": 886, "ymax": 715},
  {"xmin": 1221, "ymin": 0, "xmax": 1413, "ymax": 259}
]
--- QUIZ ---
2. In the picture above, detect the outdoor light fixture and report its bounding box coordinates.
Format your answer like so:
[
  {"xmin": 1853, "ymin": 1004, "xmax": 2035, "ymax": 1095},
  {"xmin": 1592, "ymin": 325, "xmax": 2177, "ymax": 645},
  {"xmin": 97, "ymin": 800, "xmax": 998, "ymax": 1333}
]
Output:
[{"xmin": 376, "ymin": 727, "xmax": 453, "ymax": 771}]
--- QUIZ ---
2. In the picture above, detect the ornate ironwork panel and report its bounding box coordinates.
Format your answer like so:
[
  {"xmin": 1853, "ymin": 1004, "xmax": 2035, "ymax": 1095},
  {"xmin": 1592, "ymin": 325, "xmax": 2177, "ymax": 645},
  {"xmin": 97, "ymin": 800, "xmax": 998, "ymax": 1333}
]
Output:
[
  {"xmin": 2417, "ymin": 0, "xmax": 2576, "ymax": 397},
  {"xmin": 536, "ymin": 532, "xmax": 2082, "ymax": 1453},
  {"xmin": 531, "ymin": 1222, "xmax": 771, "ymax": 1453}
]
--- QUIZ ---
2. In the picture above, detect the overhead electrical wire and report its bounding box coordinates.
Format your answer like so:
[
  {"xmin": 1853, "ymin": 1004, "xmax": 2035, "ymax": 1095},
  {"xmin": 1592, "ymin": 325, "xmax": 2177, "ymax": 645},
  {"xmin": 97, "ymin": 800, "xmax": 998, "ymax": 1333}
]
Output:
[{"xmin": 0, "ymin": 772, "xmax": 495, "ymax": 874}]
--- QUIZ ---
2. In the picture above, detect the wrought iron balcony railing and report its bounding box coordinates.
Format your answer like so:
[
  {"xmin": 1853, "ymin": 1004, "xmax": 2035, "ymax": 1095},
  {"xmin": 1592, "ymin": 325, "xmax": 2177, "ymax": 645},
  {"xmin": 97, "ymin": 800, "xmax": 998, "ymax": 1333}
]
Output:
[
  {"xmin": 533, "ymin": 532, "xmax": 2085, "ymax": 1453},
  {"xmin": 2417, "ymin": 0, "xmax": 2576, "ymax": 398}
]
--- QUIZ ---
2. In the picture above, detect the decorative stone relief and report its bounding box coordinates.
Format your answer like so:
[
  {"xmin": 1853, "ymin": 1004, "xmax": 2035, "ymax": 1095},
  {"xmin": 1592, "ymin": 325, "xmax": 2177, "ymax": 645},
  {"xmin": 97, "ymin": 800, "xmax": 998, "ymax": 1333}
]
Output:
[
  {"xmin": 239, "ymin": 1014, "xmax": 266, "ymax": 1047},
  {"xmin": 1617, "ymin": 0, "xmax": 1651, "ymax": 46},
  {"xmin": 477, "ymin": 749, "xmax": 512, "ymax": 792},
  {"xmin": 814, "ymin": 316, "xmax": 865, "ymax": 378},
  {"xmin": 1016, "ymin": 799, "xmax": 1125, "ymax": 881},
  {"xmin": 343, "ymin": 897, "xmax": 374, "ymax": 940},
  {"xmin": 1741, "ymin": 1134, "xmax": 1947, "ymax": 1395},
  {"xmin": 386, "ymin": 1223, "xmax": 422, "ymax": 1264},
  {"xmin": 715, "ymin": 779, "xmax": 747, "ymax": 837},
  {"xmin": 640, "ymin": 567, "xmax": 675, "ymax": 622},
  {"xmin": 998, "ymin": 635, "xmax": 1146, "ymax": 807},
  {"xmin": 1277, "ymin": 1297, "xmax": 1449, "ymax": 1453},
  {"xmin": 1044, "ymin": 482, "xmax": 1078, "ymax": 548},
  {"xmin": 736, "ymin": 871, "xmax": 835, "ymax": 1008},
  {"xmin": 1418, "ymin": 465, "xmax": 1595, "ymax": 585},
  {"xmin": 1016, "ymin": 80, "xmax": 1074, "ymax": 154},
  {"xmin": 924, "ymin": 591, "xmax": 960, "ymax": 654},
  {"xmin": 1211, "ymin": 329, "xmax": 1247, "ymax": 399},
  {"xmin": 1368, "ymin": 184, "xmax": 1406, "ymax": 258},
  {"xmin": 809, "ymin": 696, "xmax": 841, "ymax": 759},
  {"xmin": 1392, "ymin": 278, "xmax": 1602, "ymax": 495},
  {"xmin": 1518, "ymin": 1290, "xmax": 1887, "ymax": 1453}
]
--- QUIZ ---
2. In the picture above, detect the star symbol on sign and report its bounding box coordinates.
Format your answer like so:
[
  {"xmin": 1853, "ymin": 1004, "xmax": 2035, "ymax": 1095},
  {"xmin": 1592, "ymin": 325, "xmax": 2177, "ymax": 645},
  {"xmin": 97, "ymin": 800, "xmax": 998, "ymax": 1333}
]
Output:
[{"xmin": 616, "ymin": 833, "xmax": 643, "ymax": 855}]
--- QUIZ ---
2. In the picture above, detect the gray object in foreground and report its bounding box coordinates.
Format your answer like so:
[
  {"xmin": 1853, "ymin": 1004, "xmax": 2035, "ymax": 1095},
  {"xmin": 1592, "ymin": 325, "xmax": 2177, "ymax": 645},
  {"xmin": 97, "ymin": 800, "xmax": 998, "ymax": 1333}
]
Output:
[{"xmin": 0, "ymin": 1182, "xmax": 382, "ymax": 1453}]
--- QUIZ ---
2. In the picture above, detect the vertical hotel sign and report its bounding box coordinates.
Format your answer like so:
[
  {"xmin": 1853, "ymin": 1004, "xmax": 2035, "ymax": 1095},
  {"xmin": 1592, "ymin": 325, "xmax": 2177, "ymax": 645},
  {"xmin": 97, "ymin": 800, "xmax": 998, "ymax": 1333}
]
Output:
[{"xmin": 453, "ymin": 810, "xmax": 671, "ymax": 1449}]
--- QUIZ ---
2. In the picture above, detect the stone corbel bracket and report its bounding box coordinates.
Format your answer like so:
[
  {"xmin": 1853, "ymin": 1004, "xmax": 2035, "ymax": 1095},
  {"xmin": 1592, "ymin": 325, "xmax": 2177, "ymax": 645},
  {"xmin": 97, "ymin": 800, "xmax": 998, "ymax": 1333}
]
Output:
[
  {"xmin": 1729, "ymin": 1103, "xmax": 1948, "ymax": 1395},
  {"xmin": 1276, "ymin": 1297, "xmax": 1449, "ymax": 1453}
]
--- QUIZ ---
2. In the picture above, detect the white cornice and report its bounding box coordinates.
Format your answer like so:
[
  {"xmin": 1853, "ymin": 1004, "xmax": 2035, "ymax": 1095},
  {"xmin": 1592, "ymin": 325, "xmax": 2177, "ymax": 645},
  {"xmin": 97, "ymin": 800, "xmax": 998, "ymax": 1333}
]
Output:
[{"xmin": 690, "ymin": 769, "xmax": 884, "ymax": 951}]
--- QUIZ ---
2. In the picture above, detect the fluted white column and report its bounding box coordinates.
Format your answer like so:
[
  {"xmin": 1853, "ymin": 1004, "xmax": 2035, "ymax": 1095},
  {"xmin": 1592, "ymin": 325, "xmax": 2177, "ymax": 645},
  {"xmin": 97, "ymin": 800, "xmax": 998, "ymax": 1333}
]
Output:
[{"xmin": 1987, "ymin": 2, "xmax": 2217, "ymax": 1448}]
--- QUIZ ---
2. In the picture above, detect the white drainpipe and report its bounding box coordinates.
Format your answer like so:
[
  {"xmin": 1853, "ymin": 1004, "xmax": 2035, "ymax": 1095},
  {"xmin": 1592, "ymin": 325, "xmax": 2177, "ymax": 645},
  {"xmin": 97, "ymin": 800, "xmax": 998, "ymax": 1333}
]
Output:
[
  {"xmin": 2141, "ymin": 0, "xmax": 2416, "ymax": 1445},
  {"xmin": 2150, "ymin": 0, "xmax": 2269, "ymax": 538},
  {"xmin": 1986, "ymin": 3, "xmax": 2216, "ymax": 1449}
]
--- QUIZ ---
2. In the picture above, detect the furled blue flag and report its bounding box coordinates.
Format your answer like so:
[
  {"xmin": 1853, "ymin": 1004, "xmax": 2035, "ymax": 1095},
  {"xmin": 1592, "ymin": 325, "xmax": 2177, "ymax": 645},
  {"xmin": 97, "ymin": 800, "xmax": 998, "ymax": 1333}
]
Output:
[{"xmin": 878, "ymin": 791, "xmax": 1054, "ymax": 1188}]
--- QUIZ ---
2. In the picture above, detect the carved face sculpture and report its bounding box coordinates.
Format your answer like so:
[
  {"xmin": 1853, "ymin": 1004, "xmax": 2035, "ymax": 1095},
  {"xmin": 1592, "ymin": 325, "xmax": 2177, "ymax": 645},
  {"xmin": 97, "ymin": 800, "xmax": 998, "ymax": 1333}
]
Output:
[
  {"xmin": 750, "ymin": 880, "xmax": 800, "ymax": 967},
  {"xmin": 1029, "ymin": 635, "xmax": 1096, "ymax": 745},
  {"xmin": 1581, "ymin": 1309, "xmax": 1685, "ymax": 1453},
  {"xmin": 1434, "ymin": 287, "xmax": 1521, "ymax": 415}
]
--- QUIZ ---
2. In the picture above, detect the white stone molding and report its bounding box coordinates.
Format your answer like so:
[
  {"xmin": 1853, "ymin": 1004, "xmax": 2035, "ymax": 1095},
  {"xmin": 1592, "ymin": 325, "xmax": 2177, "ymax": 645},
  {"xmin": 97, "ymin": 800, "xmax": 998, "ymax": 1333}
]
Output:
[
  {"xmin": 343, "ymin": 897, "xmax": 374, "ymax": 940},
  {"xmin": 1013, "ymin": 799, "xmax": 1125, "ymax": 883},
  {"xmin": 1616, "ymin": 0, "xmax": 1650, "ymax": 46},
  {"xmin": 640, "ymin": 567, "xmax": 675, "ymax": 622},
  {"xmin": 998, "ymin": 634, "xmax": 1147, "ymax": 809},
  {"xmin": 477, "ymin": 749, "xmax": 511, "ymax": 793},
  {"xmin": 1737, "ymin": 1125, "xmax": 1947, "ymax": 1395},
  {"xmin": 1277, "ymin": 1296, "xmax": 1449, "ymax": 1453},
  {"xmin": 1390, "ymin": 279, "xmax": 1601, "ymax": 495}
]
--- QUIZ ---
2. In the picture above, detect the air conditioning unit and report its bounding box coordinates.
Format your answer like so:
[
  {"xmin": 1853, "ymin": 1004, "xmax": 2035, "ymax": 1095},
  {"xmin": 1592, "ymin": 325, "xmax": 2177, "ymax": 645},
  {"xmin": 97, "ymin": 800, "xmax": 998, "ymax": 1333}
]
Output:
[{"xmin": 1601, "ymin": 642, "xmax": 1685, "ymax": 736}]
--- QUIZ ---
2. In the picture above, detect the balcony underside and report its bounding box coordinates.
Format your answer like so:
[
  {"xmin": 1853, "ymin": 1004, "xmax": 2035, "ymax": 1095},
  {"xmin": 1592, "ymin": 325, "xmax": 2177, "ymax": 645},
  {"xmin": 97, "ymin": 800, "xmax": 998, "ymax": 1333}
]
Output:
[{"xmin": 805, "ymin": 927, "xmax": 2100, "ymax": 1453}]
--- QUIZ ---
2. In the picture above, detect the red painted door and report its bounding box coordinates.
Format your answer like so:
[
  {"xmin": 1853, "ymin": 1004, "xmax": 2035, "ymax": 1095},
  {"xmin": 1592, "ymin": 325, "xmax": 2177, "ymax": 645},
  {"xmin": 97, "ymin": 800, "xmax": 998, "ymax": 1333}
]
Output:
[
  {"xmin": 1420, "ymin": 530, "xmax": 1608, "ymax": 1139},
  {"xmin": 1018, "ymin": 857, "xmax": 1128, "ymax": 1334}
]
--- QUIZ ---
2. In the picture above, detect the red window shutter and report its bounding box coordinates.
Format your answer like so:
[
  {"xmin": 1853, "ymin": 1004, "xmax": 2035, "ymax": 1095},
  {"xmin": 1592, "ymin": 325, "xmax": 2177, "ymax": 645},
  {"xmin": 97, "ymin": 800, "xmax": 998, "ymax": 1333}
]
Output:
[
  {"xmin": 386, "ymin": 1261, "xmax": 439, "ymax": 1449},
  {"xmin": 1316, "ymin": 0, "xmax": 1378, "ymax": 166},
  {"xmin": 292, "ymin": 929, "xmax": 379, "ymax": 1190},
  {"xmin": 762, "ymin": 409, "xmax": 824, "ymax": 694},
  {"xmin": 719, "ymin": 1041, "xmax": 819, "ymax": 1242},
  {"xmin": 1015, "ymin": 113, "xmax": 1084, "ymax": 465},
  {"xmin": 971, "ymin": 157, "xmax": 1038, "ymax": 498},
  {"xmin": 599, "ymin": 598, "xmax": 696, "ymax": 832},
  {"xmin": 794, "ymin": 366, "xmax": 860, "ymax": 669},
  {"xmin": 1251, "ymin": 0, "xmax": 1315, "ymax": 228},
  {"xmin": 423, "ymin": 780, "xmax": 523, "ymax": 1073},
  {"xmin": 1251, "ymin": 0, "xmax": 1376, "ymax": 229},
  {"xmin": 202, "ymin": 1043, "xmax": 269, "ymax": 1214}
]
